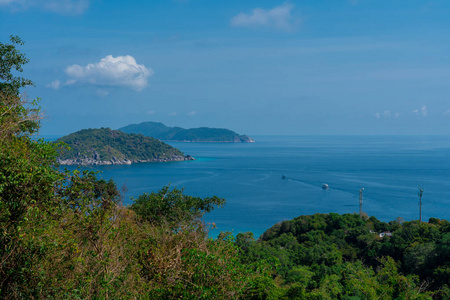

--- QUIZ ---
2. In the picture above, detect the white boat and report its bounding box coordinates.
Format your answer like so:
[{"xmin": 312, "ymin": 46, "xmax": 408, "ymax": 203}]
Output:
[{"xmin": 321, "ymin": 183, "xmax": 329, "ymax": 189}]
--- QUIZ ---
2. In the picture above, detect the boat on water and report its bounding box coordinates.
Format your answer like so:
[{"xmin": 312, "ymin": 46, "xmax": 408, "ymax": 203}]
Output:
[{"xmin": 321, "ymin": 183, "xmax": 329, "ymax": 189}]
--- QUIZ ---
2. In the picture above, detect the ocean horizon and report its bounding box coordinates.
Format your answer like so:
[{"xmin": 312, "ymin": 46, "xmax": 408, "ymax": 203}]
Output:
[{"xmin": 56, "ymin": 135, "xmax": 450, "ymax": 238}]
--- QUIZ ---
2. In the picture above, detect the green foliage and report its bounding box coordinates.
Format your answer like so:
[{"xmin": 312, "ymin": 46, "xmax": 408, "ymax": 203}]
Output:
[
  {"xmin": 0, "ymin": 93, "xmax": 41, "ymax": 139},
  {"xmin": 130, "ymin": 185, "xmax": 225, "ymax": 229},
  {"xmin": 0, "ymin": 35, "xmax": 33, "ymax": 94},
  {"xmin": 0, "ymin": 140, "xmax": 61, "ymax": 296},
  {"xmin": 236, "ymin": 231, "xmax": 256, "ymax": 251},
  {"xmin": 237, "ymin": 213, "xmax": 445, "ymax": 299},
  {"xmin": 0, "ymin": 38, "xmax": 56, "ymax": 296},
  {"xmin": 244, "ymin": 276, "xmax": 283, "ymax": 300},
  {"xmin": 0, "ymin": 36, "xmax": 40, "ymax": 139},
  {"xmin": 141, "ymin": 230, "xmax": 252, "ymax": 299}
]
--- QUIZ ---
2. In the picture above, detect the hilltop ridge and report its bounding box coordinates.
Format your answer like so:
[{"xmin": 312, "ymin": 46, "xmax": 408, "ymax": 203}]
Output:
[{"xmin": 118, "ymin": 121, "xmax": 254, "ymax": 143}]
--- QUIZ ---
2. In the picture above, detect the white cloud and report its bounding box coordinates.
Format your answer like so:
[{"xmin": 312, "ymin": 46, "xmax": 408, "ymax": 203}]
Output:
[
  {"xmin": 169, "ymin": 112, "xmax": 178, "ymax": 116},
  {"xmin": 0, "ymin": 0, "xmax": 89, "ymax": 15},
  {"xmin": 65, "ymin": 79, "xmax": 76, "ymax": 85},
  {"xmin": 65, "ymin": 55, "xmax": 153, "ymax": 91},
  {"xmin": 413, "ymin": 105, "xmax": 427, "ymax": 117},
  {"xmin": 230, "ymin": 3, "xmax": 299, "ymax": 31},
  {"xmin": 187, "ymin": 111, "xmax": 197, "ymax": 116},
  {"xmin": 444, "ymin": 110, "xmax": 450, "ymax": 116},
  {"xmin": 46, "ymin": 79, "xmax": 60, "ymax": 90},
  {"xmin": 147, "ymin": 110, "xmax": 155, "ymax": 115},
  {"xmin": 421, "ymin": 105, "xmax": 427, "ymax": 116},
  {"xmin": 374, "ymin": 110, "xmax": 400, "ymax": 119}
]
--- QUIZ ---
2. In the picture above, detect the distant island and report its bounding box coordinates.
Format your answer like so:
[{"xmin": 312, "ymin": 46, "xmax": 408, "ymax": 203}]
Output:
[
  {"xmin": 55, "ymin": 128, "xmax": 194, "ymax": 165},
  {"xmin": 118, "ymin": 121, "xmax": 254, "ymax": 143}
]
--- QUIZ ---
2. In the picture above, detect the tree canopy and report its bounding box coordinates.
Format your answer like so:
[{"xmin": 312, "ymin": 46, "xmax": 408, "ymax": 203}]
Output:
[
  {"xmin": 0, "ymin": 35, "xmax": 33, "ymax": 94},
  {"xmin": 0, "ymin": 35, "xmax": 40, "ymax": 139}
]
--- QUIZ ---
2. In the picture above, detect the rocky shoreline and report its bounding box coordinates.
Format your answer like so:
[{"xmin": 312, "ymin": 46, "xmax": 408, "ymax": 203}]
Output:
[
  {"xmin": 164, "ymin": 136, "xmax": 255, "ymax": 143},
  {"xmin": 57, "ymin": 155, "xmax": 195, "ymax": 166}
]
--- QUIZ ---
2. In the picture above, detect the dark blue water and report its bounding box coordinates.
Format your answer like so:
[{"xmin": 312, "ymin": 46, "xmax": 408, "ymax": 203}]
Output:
[{"xmin": 68, "ymin": 136, "xmax": 450, "ymax": 238}]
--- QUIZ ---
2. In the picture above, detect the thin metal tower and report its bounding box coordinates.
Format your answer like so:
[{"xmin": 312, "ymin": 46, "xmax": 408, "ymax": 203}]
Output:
[
  {"xmin": 359, "ymin": 188, "xmax": 364, "ymax": 219},
  {"xmin": 418, "ymin": 188, "xmax": 424, "ymax": 222}
]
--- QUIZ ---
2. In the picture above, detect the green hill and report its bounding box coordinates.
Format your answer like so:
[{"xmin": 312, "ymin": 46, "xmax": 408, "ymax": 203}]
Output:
[
  {"xmin": 118, "ymin": 121, "xmax": 254, "ymax": 142},
  {"xmin": 55, "ymin": 127, "xmax": 194, "ymax": 165},
  {"xmin": 236, "ymin": 213, "xmax": 450, "ymax": 299}
]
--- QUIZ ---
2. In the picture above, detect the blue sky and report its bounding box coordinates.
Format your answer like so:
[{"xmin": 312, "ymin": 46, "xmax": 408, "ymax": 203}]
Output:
[{"xmin": 1, "ymin": 0, "xmax": 450, "ymax": 135}]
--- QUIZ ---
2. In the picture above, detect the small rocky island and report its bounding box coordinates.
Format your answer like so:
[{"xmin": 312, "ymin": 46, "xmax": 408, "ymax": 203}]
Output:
[
  {"xmin": 118, "ymin": 121, "xmax": 254, "ymax": 143},
  {"xmin": 55, "ymin": 128, "xmax": 194, "ymax": 166}
]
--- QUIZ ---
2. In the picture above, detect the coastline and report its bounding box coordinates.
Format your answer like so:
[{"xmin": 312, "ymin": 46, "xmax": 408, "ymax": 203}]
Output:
[
  {"xmin": 57, "ymin": 155, "xmax": 195, "ymax": 166},
  {"xmin": 163, "ymin": 139, "xmax": 255, "ymax": 143}
]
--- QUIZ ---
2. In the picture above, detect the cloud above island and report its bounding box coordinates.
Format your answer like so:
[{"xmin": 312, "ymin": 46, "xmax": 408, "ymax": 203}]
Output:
[
  {"xmin": 374, "ymin": 110, "xmax": 400, "ymax": 119},
  {"xmin": 0, "ymin": 0, "xmax": 90, "ymax": 15},
  {"xmin": 46, "ymin": 79, "xmax": 60, "ymax": 90},
  {"xmin": 65, "ymin": 55, "xmax": 153, "ymax": 91},
  {"xmin": 230, "ymin": 3, "xmax": 300, "ymax": 32},
  {"xmin": 413, "ymin": 105, "xmax": 427, "ymax": 117}
]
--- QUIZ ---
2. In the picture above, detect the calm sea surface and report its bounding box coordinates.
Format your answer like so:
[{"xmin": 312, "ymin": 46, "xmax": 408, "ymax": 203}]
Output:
[{"xmin": 64, "ymin": 135, "xmax": 450, "ymax": 238}]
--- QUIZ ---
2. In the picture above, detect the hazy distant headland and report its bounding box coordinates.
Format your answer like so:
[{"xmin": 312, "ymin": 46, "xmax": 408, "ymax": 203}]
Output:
[
  {"xmin": 118, "ymin": 121, "xmax": 254, "ymax": 143},
  {"xmin": 55, "ymin": 128, "xmax": 194, "ymax": 166}
]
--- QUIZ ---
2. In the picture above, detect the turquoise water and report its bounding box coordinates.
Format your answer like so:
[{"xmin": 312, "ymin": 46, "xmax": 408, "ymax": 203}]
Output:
[{"xmin": 67, "ymin": 135, "xmax": 450, "ymax": 238}]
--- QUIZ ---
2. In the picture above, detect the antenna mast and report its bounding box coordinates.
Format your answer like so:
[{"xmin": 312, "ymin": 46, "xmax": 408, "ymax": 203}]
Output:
[
  {"xmin": 359, "ymin": 188, "xmax": 364, "ymax": 219},
  {"xmin": 418, "ymin": 188, "xmax": 424, "ymax": 222}
]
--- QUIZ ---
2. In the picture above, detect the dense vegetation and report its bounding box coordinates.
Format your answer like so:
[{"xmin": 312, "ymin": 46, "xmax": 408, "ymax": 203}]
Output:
[
  {"xmin": 236, "ymin": 213, "xmax": 450, "ymax": 299},
  {"xmin": 119, "ymin": 121, "xmax": 254, "ymax": 142},
  {"xmin": 55, "ymin": 127, "xmax": 193, "ymax": 164},
  {"xmin": 1, "ymin": 37, "xmax": 449, "ymax": 299}
]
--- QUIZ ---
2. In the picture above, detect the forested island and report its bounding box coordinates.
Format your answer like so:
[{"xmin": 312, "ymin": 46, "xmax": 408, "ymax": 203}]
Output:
[
  {"xmin": 55, "ymin": 127, "xmax": 194, "ymax": 165},
  {"xmin": 118, "ymin": 121, "xmax": 255, "ymax": 143},
  {"xmin": 2, "ymin": 37, "xmax": 450, "ymax": 299}
]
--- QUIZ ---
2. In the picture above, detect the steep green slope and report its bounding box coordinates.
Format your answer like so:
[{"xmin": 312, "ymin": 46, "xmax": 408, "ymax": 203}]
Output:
[
  {"xmin": 55, "ymin": 127, "xmax": 193, "ymax": 165},
  {"xmin": 118, "ymin": 121, "xmax": 184, "ymax": 140},
  {"xmin": 118, "ymin": 121, "xmax": 254, "ymax": 142}
]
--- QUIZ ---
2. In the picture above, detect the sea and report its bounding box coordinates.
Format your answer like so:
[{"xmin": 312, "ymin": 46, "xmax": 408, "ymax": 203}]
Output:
[{"xmin": 60, "ymin": 135, "xmax": 450, "ymax": 238}]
